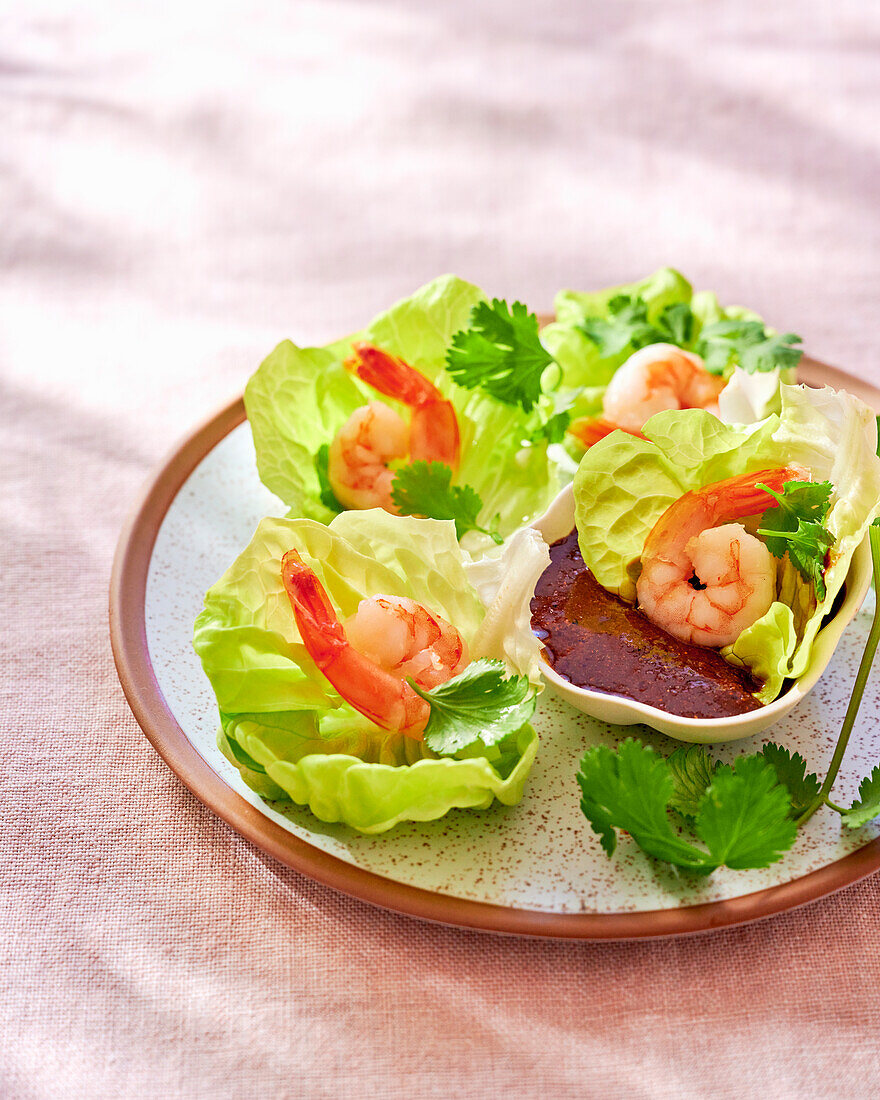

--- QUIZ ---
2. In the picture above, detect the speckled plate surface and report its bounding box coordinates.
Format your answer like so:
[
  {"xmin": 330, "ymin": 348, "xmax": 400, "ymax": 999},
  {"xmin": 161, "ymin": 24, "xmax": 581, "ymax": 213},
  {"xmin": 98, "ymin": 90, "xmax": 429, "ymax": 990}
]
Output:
[{"xmin": 110, "ymin": 357, "xmax": 880, "ymax": 939}]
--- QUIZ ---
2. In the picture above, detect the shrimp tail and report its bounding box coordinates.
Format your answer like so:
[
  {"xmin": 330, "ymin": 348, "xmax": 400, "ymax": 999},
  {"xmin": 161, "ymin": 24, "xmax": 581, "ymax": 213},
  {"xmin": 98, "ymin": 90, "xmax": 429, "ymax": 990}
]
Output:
[
  {"xmin": 700, "ymin": 464, "xmax": 811, "ymax": 525},
  {"xmin": 281, "ymin": 550, "xmax": 348, "ymax": 662},
  {"xmin": 281, "ymin": 549, "xmax": 429, "ymax": 737},
  {"xmin": 346, "ymin": 343, "xmax": 444, "ymax": 406},
  {"xmin": 410, "ymin": 402, "xmax": 460, "ymax": 468},
  {"xmin": 567, "ymin": 417, "xmax": 648, "ymax": 448}
]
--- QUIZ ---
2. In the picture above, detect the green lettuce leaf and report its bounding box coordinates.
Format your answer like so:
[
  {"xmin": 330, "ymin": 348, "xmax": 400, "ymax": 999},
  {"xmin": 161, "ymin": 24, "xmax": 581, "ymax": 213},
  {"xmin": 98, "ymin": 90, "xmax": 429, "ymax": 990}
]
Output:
[
  {"xmin": 721, "ymin": 602, "xmax": 797, "ymax": 703},
  {"xmin": 193, "ymin": 512, "xmax": 549, "ymax": 833},
  {"xmin": 572, "ymin": 384, "xmax": 880, "ymax": 700},
  {"xmin": 244, "ymin": 275, "xmax": 563, "ymax": 552}
]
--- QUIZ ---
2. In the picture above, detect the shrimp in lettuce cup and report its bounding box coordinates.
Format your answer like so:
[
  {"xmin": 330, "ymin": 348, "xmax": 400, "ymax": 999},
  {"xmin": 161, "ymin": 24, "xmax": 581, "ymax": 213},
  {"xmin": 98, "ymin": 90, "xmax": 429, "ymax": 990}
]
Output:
[
  {"xmin": 244, "ymin": 275, "xmax": 567, "ymax": 556},
  {"xmin": 193, "ymin": 511, "xmax": 549, "ymax": 833},
  {"xmin": 541, "ymin": 267, "xmax": 802, "ymax": 451},
  {"xmin": 571, "ymin": 383, "xmax": 880, "ymax": 707}
]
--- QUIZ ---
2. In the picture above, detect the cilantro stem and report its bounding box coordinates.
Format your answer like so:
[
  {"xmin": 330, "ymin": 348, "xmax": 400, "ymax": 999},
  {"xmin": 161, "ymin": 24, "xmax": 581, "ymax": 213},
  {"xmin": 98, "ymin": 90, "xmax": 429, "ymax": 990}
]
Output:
[{"xmin": 796, "ymin": 524, "xmax": 880, "ymax": 826}]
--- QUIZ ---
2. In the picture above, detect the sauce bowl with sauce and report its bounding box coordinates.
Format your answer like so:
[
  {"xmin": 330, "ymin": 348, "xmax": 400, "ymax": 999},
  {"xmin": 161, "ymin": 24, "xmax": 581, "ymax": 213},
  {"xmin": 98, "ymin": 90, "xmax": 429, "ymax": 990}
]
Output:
[{"xmin": 530, "ymin": 484, "xmax": 873, "ymax": 743}]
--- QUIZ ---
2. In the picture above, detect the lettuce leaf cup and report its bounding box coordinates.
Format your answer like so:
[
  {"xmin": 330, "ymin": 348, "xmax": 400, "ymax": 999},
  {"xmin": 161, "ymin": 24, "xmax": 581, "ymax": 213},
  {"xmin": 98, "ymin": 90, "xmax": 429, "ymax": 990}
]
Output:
[
  {"xmin": 193, "ymin": 510, "xmax": 549, "ymax": 833},
  {"xmin": 572, "ymin": 383, "xmax": 880, "ymax": 705},
  {"xmin": 244, "ymin": 275, "xmax": 565, "ymax": 555},
  {"xmin": 539, "ymin": 267, "xmax": 798, "ymax": 435}
]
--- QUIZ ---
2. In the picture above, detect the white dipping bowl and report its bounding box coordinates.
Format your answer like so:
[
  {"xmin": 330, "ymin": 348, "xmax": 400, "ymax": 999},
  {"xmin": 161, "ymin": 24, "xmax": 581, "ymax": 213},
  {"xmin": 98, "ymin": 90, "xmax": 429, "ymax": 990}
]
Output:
[{"xmin": 531, "ymin": 484, "xmax": 872, "ymax": 743}]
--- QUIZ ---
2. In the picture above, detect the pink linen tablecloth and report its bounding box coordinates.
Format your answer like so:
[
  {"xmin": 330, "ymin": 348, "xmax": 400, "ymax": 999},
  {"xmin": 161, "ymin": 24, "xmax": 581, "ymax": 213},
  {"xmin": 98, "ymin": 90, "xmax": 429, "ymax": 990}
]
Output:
[{"xmin": 3, "ymin": 2, "xmax": 880, "ymax": 1096}]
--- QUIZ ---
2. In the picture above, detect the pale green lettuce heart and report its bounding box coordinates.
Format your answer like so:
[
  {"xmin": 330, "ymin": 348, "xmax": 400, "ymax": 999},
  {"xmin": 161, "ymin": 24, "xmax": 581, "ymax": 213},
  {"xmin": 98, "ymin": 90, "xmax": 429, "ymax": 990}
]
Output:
[
  {"xmin": 244, "ymin": 274, "xmax": 563, "ymax": 548},
  {"xmin": 722, "ymin": 603, "xmax": 798, "ymax": 704},
  {"xmin": 193, "ymin": 511, "xmax": 549, "ymax": 832},
  {"xmin": 572, "ymin": 384, "xmax": 880, "ymax": 700}
]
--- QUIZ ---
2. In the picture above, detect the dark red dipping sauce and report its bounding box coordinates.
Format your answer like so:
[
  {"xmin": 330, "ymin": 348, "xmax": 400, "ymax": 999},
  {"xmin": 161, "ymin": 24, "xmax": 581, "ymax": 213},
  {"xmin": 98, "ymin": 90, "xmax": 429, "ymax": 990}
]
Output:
[{"xmin": 530, "ymin": 529, "xmax": 764, "ymax": 719}]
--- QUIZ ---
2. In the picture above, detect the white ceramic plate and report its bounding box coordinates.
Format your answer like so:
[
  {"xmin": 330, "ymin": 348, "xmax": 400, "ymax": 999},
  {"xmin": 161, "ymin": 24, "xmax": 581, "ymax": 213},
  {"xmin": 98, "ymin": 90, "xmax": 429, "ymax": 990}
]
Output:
[{"xmin": 110, "ymin": 358, "xmax": 880, "ymax": 938}]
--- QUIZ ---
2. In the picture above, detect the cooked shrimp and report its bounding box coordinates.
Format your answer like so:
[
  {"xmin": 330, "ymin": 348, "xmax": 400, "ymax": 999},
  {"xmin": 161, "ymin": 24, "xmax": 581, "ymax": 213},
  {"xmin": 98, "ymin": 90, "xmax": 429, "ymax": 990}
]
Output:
[
  {"xmin": 328, "ymin": 343, "xmax": 460, "ymax": 512},
  {"xmin": 568, "ymin": 343, "xmax": 726, "ymax": 448},
  {"xmin": 567, "ymin": 417, "xmax": 647, "ymax": 448},
  {"xmin": 636, "ymin": 464, "xmax": 809, "ymax": 647},
  {"xmin": 327, "ymin": 402, "xmax": 409, "ymax": 511},
  {"xmin": 281, "ymin": 549, "xmax": 468, "ymax": 737}
]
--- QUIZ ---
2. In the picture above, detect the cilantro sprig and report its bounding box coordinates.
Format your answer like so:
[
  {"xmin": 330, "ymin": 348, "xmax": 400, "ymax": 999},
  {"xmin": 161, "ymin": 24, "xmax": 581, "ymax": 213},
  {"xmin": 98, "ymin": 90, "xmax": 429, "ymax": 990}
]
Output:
[
  {"xmin": 390, "ymin": 461, "xmax": 502, "ymax": 543},
  {"xmin": 757, "ymin": 480, "xmax": 834, "ymax": 599},
  {"xmin": 524, "ymin": 389, "xmax": 579, "ymax": 445},
  {"xmin": 696, "ymin": 320, "xmax": 803, "ymax": 376},
  {"xmin": 408, "ymin": 658, "xmax": 537, "ymax": 756},
  {"xmin": 578, "ymin": 741, "xmax": 796, "ymax": 873},
  {"xmin": 576, "ymin": 294, "xmax": 803, "ymax": 376},
  {"xmin": 576, "ymin": 521, "xmax": 880, "ymax": 873},
  {"xmin": 578, "ymin": 295, "xmax": 696, "ymax": 358},
  {"xmin": 445, "ymin": 299, "xmax": 555, "ymax": 412}
]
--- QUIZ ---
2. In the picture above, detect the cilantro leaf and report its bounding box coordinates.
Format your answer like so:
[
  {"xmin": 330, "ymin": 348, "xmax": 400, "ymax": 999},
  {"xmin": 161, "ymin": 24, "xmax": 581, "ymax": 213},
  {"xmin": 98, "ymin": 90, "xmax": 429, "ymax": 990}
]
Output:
[
  {"xmin": 445, "ymin": 299, "xmax": 554, "ymax": 412},
  {"xmin": 526, "ymin": 389, "xmax": 578, "ymax": 444},
  {"xmin": 578, "ymin": 295, "xmax": 660, "ymax": 357},
  {"xmin": 758, "ymin": 480, "xmax": 833, "ymax": 535},
  {"xmin": 577, "ymin": 740, "xmax": 715, "ymax": 870},
  {"xmin": 578, "ymin": 296, "xmax": 697, "ymax": 359},
  {"xmin": 390, "ymin": 461, "xmax": 502, "ymax": 543},
  {"xmin": 757, "ymin": 480, "xmax": 835, "ymax": 599},
  {"xmin": 314, "ymin": 444, "xmax": 344, "ymax": 514},
  {"xmin": 669, "ymin": 744, "xmax": 819, "ymax": 825},
  {"xmin": 667, "ymin": 745, "xmax": 717, "ymax": 818},
  {"xmin": 758, "ymin": 744, "xmax": 821, "ymax": 817},
  {"xmin": 839, "ymin": 766, "xmax": 880, "ymax": 829},
  {"xmin": 577, "ymin": 740, "xmax": 797, "ymax": 873},
  {"xmin": 764, "ymin": 521, "xmax": 835, "ymax": 599},
  {"xmin": 529, "ymin": 409, "xmax": 571, "ymax": 444},
  {"xmin": 696, "ymin": 320, "xmax": 803, "ymax": 376},
  {"xmin": 694, "ymin": 756, "xmax": 798, "ymax": 869},
  {"xmin": 656, "ymin": 302, "xmax": 696, "ymax": 347},
  {"xmin": 577, "ymin": 298, "xmax": 801, "ymax": 376},
  {"xmin": 411, "ymin": 658, "xmax": 536, "ymax": 756}
]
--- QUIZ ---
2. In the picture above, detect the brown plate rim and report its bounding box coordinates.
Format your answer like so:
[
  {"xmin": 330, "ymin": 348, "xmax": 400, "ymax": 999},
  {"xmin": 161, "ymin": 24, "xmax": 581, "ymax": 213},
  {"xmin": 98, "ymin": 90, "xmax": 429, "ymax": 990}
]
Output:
[{"xmin": 109, "ymin": 355, "xmax": 880, "ymax": 940}]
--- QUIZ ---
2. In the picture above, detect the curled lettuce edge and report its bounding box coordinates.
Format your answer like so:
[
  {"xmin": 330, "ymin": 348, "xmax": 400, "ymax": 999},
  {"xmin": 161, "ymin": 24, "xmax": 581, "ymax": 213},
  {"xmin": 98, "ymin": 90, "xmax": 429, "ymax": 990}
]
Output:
[
  {"xmin": 194, "ymin": 512, "xmax": 550, "ymax": 833},
  {"xmin": 243, "ymin": 274, "xmax": 565, "ymax": 553},
  {"xmin": 572, "ymin": 383, "xmax": 880, "ymax": 702}
]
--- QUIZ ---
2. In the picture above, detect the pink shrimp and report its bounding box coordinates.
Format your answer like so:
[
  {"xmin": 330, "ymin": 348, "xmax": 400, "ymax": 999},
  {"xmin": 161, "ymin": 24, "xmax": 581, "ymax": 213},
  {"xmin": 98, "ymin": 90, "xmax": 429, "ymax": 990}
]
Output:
[
  {"xmin": 281, "ymin": 549, "xmax": 468, "ymax": 738},
  {"xmin": 327, "ymin": 343, "xmax": 460, "ymax": 512},
  {"xmin": 636, "ymin": 464, "xmax": 810, "ymax": 647},
  {"xmin": 567, "ymin": 417, "xmax": 648, "ymax": 448},
  {"xmin": 567, "ymin": 343, "xmax": 726, "ymax": 449}
]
